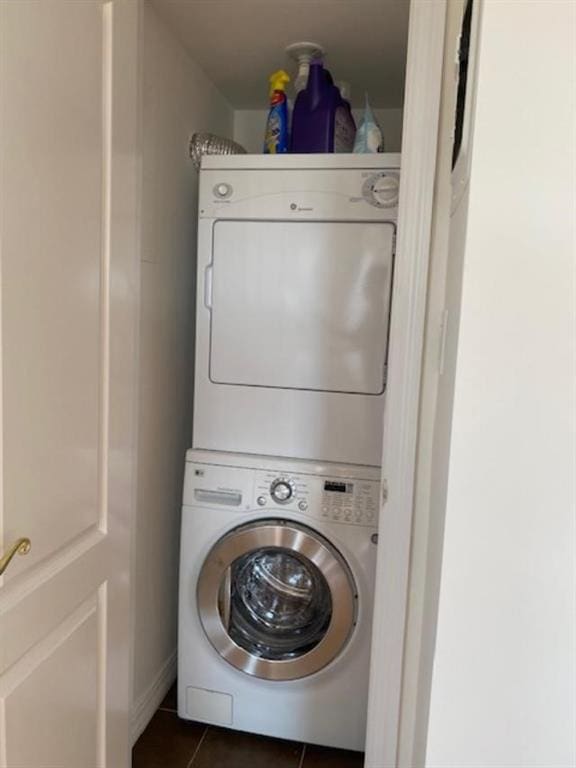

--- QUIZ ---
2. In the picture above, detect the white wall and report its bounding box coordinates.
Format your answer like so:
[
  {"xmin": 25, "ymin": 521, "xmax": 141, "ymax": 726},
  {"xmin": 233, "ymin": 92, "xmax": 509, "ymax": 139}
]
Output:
[
  {"xmin": 233, "ymin": 107, "xmax": 403, "ymax": 154},
  {"xmin": 132, "ymin": 1, "xmax": 232, "ymax": 735},
  {"xmin": 425, "ymin": 2, "xmax": 575, "ymax": 766}
]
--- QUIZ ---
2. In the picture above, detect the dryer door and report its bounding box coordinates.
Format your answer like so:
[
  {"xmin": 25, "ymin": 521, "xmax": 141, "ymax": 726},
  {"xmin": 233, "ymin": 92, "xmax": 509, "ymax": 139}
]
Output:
[
  {"xmin": 209, "ymin": 220, "xmax": 395, "ymax": 395},
  {"xmin": 197, "ymin": 520, "xmax": 357, "ymax": 681}
]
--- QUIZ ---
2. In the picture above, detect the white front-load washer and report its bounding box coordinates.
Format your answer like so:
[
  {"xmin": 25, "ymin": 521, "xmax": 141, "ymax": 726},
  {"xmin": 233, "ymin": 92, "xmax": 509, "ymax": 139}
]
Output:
[{"xmin": 178, "ymin": 449, "xmax": 380, "ymax": 751}]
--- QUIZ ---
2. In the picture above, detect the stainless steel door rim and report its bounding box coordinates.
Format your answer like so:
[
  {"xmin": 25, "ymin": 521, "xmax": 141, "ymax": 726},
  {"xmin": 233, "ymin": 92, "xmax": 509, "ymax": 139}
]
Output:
[{"xmin": 197, "ymin": 520, "xmax": 357, "ymax": 681}]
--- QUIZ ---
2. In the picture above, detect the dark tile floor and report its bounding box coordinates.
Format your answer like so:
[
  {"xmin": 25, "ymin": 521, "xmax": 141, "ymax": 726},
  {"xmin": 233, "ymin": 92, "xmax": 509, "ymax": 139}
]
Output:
[{"xmin": 133, "ymin": 683, "xmax": 365, "ymax": 768}]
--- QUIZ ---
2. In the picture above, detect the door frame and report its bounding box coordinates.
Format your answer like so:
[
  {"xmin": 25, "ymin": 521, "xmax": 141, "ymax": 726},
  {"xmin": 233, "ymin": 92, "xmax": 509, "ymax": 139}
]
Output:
[{"xmin": 365, "ymin": 2, "xmax": 447, "ymax": 767}]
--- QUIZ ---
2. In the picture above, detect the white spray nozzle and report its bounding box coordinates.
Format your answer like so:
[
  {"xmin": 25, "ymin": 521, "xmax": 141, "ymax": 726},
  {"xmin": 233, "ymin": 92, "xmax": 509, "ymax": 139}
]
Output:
[{"xmin": 285, "ymin": 41, "xmax": 325, "ymax": 92}]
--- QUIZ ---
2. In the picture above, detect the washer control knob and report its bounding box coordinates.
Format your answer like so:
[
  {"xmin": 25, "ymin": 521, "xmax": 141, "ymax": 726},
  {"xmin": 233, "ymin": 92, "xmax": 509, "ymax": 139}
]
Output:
[
  {"xmin": 257, "ymin": 495, "xmax": 267, "ymax": 506},
  {"xmin": 270, "ymin": 478, "xmax": 294, "ymax": 503}
]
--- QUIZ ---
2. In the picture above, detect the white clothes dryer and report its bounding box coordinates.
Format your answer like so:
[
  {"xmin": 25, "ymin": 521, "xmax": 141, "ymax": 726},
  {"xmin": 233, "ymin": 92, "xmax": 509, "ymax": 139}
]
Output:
[
  {"xmin": 178, "ymin": 449, "xmax": 381, "ymax": 751},
  {"xmin": 192, "ymin": 154, "xmax": 400, "ymax": 466}
]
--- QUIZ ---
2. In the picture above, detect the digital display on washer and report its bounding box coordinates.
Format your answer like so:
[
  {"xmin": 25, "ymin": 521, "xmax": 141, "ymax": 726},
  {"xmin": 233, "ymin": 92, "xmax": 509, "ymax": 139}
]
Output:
[{"xmin": 324, "ymin": 481, "xmax": 353, "ymax": 494}]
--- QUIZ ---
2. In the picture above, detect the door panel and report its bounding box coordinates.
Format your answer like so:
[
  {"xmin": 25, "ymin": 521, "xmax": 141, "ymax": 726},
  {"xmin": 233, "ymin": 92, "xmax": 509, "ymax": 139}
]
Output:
[
  {"xmin": 0, "ymin": 540, "xmax": 104, "ymax": 675},
  {"xmin": 1, "ymin": 0, "xmax": 107, "ymax": 574},
  {"xmin": 0, "ymin": 1, "xmax": 139, "ymax": 766},
  {"xmin": 2, "ymin": 2, "xmax": 110, "ymax": 579},
  {"xmin": 210, "ymin": 220, "xmax": 395, "ymax": 394},
  {"xmin": 2, "ymin": 594, "xmax": 102, "ymax": 768}
]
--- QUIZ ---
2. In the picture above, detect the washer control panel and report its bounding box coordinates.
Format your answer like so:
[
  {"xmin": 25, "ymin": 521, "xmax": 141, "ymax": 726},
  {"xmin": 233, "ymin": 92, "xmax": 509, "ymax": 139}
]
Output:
[
  {"xmin": 254, "ymin": 469, "xmax": 380, "ymax": 527},
  {"xmin": 320, "ymin": 479, "xmax": 378, "ymax": 525}
]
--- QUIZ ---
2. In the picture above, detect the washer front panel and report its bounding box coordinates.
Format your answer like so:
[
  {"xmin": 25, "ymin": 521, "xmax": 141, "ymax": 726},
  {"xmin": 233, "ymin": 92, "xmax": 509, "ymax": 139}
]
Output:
[{"xmin": 197, "ymin": 520, "xmax": 357, "ymax": 681}]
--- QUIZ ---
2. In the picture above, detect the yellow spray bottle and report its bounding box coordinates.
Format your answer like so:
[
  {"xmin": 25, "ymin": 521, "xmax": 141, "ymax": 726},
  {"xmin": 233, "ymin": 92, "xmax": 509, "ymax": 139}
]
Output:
[{"xmin": 263, "ymin": 70, "xmax": 290, "ymax": 154}]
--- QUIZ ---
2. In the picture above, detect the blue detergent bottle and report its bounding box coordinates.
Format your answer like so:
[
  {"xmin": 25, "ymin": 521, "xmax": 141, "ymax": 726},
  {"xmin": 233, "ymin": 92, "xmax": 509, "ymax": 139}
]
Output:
[{"xmin": 263, "ymin": 70, "xmax": 290, "ymax": 154}]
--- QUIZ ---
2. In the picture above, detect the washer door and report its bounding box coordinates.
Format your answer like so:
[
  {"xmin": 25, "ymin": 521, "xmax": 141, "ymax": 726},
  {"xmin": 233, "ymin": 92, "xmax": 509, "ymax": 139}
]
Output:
[{"xmin": 197, "ymin": 520, "xmax": 357, "ymax": 681}]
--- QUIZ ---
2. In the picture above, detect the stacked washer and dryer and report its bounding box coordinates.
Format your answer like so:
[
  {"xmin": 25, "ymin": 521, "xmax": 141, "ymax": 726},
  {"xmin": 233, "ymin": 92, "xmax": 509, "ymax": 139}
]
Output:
[{"xmin": 178, "ymin": 154, "xmax": 400, "ymax": 751}]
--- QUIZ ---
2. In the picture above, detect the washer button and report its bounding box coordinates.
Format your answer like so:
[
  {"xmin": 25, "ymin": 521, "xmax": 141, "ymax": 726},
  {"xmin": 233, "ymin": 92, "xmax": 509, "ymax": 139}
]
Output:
[
  {"xmin": 298, "ymin": 500, "xmax": 308, "ymax": 512},
  {"xmin": 257, "ymin": 495, "xmax": 267, "ymax": 506}
]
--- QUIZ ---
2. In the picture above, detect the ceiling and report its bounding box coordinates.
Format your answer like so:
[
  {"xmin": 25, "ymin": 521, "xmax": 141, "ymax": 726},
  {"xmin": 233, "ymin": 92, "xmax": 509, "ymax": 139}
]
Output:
[{"xmin": 149, "ymin": 0, "xmax": 410, "ymax": 109}]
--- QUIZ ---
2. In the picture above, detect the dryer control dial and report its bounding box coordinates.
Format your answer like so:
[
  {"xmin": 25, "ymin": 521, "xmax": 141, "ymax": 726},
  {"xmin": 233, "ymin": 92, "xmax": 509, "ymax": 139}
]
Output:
[
  {"xmin": 363, "ymin": 172, "xmax": 399, "ymax": 208},
  {"xmin": 270, "ymin": 478, "xmax": 295, "ymax": 504}
]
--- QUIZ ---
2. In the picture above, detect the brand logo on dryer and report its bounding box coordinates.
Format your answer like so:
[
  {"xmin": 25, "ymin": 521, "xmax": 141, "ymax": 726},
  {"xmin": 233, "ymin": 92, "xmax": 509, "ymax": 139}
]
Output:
[{"xmin": 290, "ymin": 202, "xmax": 314, "ymax": 212}]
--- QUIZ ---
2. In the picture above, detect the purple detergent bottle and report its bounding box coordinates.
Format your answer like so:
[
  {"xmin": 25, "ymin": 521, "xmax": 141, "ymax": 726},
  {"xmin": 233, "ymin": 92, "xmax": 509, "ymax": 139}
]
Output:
[{"xmin": 290, "ymin": 60, "xmax": 356, "ymax": 153}]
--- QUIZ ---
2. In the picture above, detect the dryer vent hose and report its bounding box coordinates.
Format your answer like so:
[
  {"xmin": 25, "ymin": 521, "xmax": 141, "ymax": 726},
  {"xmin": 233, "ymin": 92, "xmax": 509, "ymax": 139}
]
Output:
[{"xmin": 190, "ymin": 133, "xmax": 247, "ymax": 169}]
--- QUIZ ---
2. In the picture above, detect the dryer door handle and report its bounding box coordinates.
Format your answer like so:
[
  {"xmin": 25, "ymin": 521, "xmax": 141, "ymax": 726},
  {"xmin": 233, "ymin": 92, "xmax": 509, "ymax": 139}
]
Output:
[{"xmin": 204, "ymin": 264, "xmax": 213, "ymax": 309}]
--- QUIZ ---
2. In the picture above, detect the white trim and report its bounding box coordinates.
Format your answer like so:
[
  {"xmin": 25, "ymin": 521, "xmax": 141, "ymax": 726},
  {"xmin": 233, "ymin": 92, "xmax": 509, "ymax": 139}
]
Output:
[
  {"xmin": 451, "ymin": 0, "xmax": 482, "ymax": 212},
  {"xmin": 200, "ymin": 153, "xmax": 401, "ymax": 170},
  {"xmin": 130, "ymin": 650, "xmax": 177, "ymax": 745},
  {"xmin": 127, "ymin": 0, "xmax": 144, "ymax": 752},
  {"xmin": 364, "ymin": 2, "xmax": 447, "ymax": 767}
]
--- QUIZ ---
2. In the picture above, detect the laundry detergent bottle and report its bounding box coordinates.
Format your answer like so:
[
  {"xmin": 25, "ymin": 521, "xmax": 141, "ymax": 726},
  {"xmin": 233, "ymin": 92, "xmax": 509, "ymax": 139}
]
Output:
[
  {"xmin": 263, "ymin": 70, "xmax": 290, "ymax": 154},
  {"xmin": 291, "ymin": 60, "xmax": 356, "ymax": 153}
]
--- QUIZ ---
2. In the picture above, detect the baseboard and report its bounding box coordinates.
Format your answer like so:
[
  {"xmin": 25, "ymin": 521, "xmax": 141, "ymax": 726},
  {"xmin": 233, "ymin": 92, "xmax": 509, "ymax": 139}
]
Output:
[{"xmin": 131, "ymin": 649, "xmax": 177, "ymax": 745}]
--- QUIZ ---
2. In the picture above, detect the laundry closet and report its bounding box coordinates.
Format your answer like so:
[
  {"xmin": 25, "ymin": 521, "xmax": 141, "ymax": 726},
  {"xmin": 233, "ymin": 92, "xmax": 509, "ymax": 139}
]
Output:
[{"xmin": 132, "ymin": 0, "xmax": 410, "ymax": 756}]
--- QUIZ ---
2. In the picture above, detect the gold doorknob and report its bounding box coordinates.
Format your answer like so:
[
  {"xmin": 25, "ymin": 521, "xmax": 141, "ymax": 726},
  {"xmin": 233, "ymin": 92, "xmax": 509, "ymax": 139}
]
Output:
[{"xmin": 0, "ymin": 537, "xmax": 31, "ymax": 576}]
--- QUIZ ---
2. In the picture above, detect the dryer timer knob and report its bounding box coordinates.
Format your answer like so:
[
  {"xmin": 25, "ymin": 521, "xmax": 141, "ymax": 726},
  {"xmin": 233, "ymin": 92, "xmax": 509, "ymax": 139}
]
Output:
[
  {"xmin": 270, "ymin": 479, "xmax": 293, "ymax": 503},
  {"xmin": 363, "ymin": 173, "xmax": 399, "ymax": 208}
]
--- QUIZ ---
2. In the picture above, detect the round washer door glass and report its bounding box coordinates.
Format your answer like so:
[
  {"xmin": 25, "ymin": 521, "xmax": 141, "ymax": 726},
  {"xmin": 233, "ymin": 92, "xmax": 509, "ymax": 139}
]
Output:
[
  {"xmin": 197, "ymin": 520, "xmax": 357, "ymax": 681},
  {"xmin": 229, "ymin": 548, "xmax": 331, "ymax": 660}
]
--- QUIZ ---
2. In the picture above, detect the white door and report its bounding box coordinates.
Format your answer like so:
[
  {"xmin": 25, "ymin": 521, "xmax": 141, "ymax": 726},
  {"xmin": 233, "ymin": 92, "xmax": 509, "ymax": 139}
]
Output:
[{"xmin": 0, "ymin": 2, "xmax": 139, "ymax": 767}]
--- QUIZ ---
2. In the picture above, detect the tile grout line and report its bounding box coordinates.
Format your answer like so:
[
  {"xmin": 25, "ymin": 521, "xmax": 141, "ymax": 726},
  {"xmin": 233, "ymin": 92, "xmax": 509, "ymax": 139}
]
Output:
[
  {"xmin": 297, "ymin": 743, "xmax": 307, "ymax": 768},
  {"xmin": 187, "ymin": 724, "xmax": 210, "ymax": 768}
]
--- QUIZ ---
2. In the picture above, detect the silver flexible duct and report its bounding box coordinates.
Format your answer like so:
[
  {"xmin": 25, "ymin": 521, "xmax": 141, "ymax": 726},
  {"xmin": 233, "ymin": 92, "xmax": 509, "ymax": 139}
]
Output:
[{"xmin": 189, "ymin": 133, "xmax": 247, "ymax": 169}]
